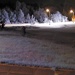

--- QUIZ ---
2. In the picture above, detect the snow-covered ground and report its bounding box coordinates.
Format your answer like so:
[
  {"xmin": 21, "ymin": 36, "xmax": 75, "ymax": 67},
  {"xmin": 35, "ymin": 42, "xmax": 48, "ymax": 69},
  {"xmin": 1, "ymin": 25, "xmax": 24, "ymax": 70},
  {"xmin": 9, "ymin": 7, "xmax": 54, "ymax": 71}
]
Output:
[
  {"xmin": 4, "ymin": 21, "xmax": 75, "ymax": 28},
  {"xmin": 0, "ymin": 23, "xmax": 75, "ymax": 69}
]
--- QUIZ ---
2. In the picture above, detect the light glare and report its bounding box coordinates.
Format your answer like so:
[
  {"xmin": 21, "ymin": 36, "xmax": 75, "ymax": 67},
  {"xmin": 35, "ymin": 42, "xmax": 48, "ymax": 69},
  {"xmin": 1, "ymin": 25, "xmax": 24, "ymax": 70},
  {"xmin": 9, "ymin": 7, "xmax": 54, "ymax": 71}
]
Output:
[
  {"xmin": 70, "ymin": 10, "xmax": 74, "ymax": 14},
  {"xmin": 46, "ymin": 9, "xmax": 50, "ymax": 13}
]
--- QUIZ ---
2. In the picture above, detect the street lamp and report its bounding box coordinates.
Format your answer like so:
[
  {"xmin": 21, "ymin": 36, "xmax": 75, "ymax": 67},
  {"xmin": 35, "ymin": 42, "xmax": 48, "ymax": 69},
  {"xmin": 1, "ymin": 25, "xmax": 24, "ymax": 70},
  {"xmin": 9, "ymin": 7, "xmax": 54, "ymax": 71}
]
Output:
[
  {"xmin": 70, "ymin": 9, "xmax": 75, "ymax": 21},
  {"xmin": 46, "ymin": 8, "xmax": 50, "ymax": 18},
  {"xmin": 70, "ymin": 9, "xmax": 74, "ymax": 17}
]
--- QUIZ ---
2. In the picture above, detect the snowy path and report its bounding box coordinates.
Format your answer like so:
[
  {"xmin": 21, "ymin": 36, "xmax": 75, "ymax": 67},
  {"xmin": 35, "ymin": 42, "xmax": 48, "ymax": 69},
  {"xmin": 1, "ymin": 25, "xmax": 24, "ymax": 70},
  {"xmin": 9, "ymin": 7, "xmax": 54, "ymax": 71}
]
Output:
[{"xmin": 0, "ymin": 27, "xmax": 75, "ymax": 69}]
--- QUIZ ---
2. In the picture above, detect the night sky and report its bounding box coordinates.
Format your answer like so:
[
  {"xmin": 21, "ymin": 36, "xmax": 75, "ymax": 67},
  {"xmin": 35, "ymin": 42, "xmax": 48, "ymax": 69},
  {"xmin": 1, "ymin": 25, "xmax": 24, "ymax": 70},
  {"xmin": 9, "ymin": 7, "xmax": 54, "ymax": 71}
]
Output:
[
  {"xmin": 0, "ymin": 0, "xmax": 75, "ymax": 12},
  {"xmin": 0, "ymin": 0, "xmax": 65, "ymax": 6},
  {"xmin": 0, "ymin": 0, "xmax": 75, "ymax": 6},
  {"xmin": 0, "ymin": 0, "xmax": 65, "ymax": 10},
  {"xmin": 0, "ymin": 0, "xmax": 63, "ymax": 4}
]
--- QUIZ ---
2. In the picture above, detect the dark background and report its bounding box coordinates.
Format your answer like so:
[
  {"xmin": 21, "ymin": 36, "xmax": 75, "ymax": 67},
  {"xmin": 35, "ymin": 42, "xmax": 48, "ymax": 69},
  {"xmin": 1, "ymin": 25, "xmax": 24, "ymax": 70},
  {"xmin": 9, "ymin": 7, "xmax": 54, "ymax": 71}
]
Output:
[
  {"xmin": 0, "ymin": 0, "xmax": 75, "ymax": 15},
  {"xmin": 0, "ymin": 0, "xmax": 65, "ymax": 8}
]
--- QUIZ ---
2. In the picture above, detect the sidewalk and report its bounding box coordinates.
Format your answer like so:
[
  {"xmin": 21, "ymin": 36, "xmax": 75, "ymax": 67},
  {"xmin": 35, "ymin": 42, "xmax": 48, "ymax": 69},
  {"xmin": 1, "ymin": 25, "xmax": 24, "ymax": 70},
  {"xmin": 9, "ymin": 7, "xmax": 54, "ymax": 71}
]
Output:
[{"xmin": 0, "ymin": 63, "xmax": 75, "ymax": 75}]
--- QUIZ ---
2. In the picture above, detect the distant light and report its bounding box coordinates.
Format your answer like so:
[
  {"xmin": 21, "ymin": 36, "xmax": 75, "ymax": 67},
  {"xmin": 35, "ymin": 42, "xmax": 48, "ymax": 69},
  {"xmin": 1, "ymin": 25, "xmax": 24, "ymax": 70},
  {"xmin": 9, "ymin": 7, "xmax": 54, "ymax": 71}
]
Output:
[
  {"xmin": 46, "ymin": 8, "xmax": 50, "ymax": 13},
  {"xmin": 72, "ymin": 16, "xmax": 75, "ymax": 22},
  {"xmin": 70, "ymin": 9, "xmax": 74, "ymax": 14}
]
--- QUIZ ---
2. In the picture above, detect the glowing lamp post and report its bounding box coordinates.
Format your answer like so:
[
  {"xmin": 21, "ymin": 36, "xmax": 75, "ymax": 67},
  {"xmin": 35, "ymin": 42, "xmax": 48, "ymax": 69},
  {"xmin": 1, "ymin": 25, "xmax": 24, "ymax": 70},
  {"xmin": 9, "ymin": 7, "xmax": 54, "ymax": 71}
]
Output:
[
  {"xmin": 70, "ymin": 10, "xmax": 74, "ymax": 17},
  {"xmin": 46, "ymin": 8, "xmax": 50, "ymax": 18},
  {"xmin": 70, "ymin": 9, "xmax": 75, "ymax": 21}
]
